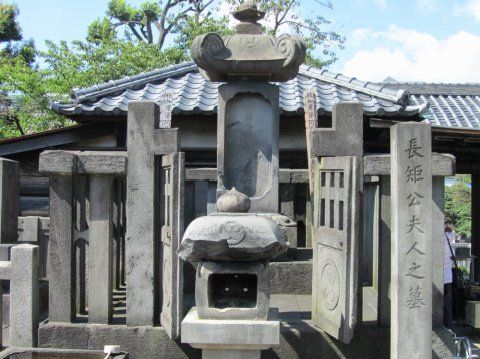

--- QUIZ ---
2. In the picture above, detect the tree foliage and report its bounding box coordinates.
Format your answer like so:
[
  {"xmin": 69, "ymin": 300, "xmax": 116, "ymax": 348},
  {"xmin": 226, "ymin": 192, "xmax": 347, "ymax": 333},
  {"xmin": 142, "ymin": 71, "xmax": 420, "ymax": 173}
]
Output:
[
  {"xmin": 0, "ymin": 0, "xmax": 344, "ymax": 138},
  {"xmin": 88, "ymin": 0, "xmax": 219, "ymax": 49},
  {"xmin": 227, "ymin": 0, "xmax": 345, "ymax": 67},
  {"xmin": 445, "ymin": 175, "xmax": 472, "ymax": 238},
  {"xmin": 0, "ymin": 4, "xmax": 21, "ymax": 42}
]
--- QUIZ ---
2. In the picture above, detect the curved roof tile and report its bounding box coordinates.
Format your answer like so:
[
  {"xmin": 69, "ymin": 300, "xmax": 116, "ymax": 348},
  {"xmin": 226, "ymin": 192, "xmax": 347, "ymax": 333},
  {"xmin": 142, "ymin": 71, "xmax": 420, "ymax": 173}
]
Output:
[{"xmin": 52, "ymin": 62, "xmax": 426, "ymax": 118}]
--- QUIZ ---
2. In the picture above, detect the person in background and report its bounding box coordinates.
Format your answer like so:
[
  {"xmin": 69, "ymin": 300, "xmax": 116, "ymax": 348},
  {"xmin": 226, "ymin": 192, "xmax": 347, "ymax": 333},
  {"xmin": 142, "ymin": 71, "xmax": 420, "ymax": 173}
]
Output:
[{"xmin": 444, "ymin": 220, "xmax": 455, "ymax": 329}]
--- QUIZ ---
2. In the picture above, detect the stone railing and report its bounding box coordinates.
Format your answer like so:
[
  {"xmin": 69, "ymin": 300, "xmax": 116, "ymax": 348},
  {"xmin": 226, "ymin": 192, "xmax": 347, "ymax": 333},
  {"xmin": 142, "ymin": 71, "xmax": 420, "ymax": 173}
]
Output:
[{"xmin": 39, "ymin": 150, "xmax": 126, "ymax": 325}]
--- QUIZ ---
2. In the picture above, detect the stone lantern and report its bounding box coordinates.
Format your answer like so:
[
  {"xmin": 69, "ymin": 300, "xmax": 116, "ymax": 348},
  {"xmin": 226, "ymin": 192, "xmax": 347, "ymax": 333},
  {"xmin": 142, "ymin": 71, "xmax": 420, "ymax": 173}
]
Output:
[{"xmin": 179, "ymin": 3, "xmax": 306, "ymax": 358}]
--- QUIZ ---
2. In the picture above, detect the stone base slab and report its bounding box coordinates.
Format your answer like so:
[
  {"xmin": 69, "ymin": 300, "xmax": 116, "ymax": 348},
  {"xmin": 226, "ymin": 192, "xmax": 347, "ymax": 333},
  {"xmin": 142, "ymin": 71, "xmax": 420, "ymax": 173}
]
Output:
[
  {"xmin": 181, "ymin": 307, "xmax": 279, "ymax": 350},
  {"xmin": 38, "ymin": 320, "xmax": 454, "ymax": 359},
  {"xmin": 203, "ymin": 349, "xmax": 260, "ymax": 359}
]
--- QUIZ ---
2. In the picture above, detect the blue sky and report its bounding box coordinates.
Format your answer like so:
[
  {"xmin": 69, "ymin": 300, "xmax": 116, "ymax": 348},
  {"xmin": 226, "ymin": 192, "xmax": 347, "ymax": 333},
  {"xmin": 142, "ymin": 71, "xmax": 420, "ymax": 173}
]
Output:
[{"xmin": 9, "ymin": 0, "xmax": 480, "ymax": 82}]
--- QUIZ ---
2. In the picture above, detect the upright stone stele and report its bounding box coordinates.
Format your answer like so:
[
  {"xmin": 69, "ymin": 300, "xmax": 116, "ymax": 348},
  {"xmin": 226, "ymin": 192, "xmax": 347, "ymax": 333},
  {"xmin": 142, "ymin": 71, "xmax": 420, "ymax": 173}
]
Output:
[{"xmin": 391, "ymin": 122, "xmax": 433, "ymax": 359}]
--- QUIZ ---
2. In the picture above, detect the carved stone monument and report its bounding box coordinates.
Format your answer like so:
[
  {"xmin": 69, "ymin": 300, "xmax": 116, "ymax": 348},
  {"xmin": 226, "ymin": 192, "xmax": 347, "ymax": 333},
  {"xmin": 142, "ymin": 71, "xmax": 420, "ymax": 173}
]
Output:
[
  {"xmin": 180, "ymin": 3, "xmax": 306, "ymax": 358},
  {"xmin": 391, "ymin": 122, "xmax": 433, "ymax": 359}
]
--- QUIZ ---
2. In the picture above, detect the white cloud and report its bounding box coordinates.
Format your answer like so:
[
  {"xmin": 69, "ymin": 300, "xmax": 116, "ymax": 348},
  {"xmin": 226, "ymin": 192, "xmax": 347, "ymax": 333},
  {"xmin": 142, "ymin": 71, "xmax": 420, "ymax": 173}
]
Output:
[
  {"xmin": 341, "ymin": 26, "xmax": 480, "ymax": 82},
  {"xmin": 373, "ymin": 0, "xmax": 387, "ymax": 10},
  {"xmin": 455, "ymin": 0, "xmax": 480, "ymax": 21},
  {"xmin": 416, "ymin": 0, "xmax": 437, "ymax": 12}
]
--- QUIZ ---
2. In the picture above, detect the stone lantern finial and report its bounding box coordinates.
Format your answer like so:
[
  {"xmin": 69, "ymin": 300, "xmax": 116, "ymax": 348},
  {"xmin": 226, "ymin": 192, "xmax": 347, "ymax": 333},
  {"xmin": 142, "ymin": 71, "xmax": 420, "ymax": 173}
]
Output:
[
  {"xmin": 190, "ymin": 1, "xmax": 306, "ymax": 82},
  {"xmin": 232, "ymin": 2, "xmax": 265, "ymax": 34}
]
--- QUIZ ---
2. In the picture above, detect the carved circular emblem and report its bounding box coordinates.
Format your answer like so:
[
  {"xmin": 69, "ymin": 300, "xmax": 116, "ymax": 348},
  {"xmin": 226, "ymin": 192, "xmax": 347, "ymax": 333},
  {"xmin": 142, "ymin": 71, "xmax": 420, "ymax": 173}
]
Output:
[
  {"xmin": 219, "ymin": 221, "xmax": 246, "ymax": 245},
  {"xmin": 240, "ymin": 36, "xmax": 259, "ymax": 48},
  {"xmin": 320, "ymin": 260, "xmax": 340, "ymax": 311}
]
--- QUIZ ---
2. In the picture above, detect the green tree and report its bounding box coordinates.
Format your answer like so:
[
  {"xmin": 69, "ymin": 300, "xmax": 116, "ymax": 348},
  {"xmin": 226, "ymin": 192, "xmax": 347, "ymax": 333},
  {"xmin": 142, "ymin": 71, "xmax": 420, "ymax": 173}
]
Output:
[
  {"xmin": 88, "ymin": 0, "xmax": 218, "ymax": 49},
  {"xmin": 0, "ymin": 3, "xmax": 21, "ymax": 42},
  {"xmin": 445, "ymin": 175, "xmax": 472, "ymax": 237},
  {"xmin": 227, "ymin": 0, "xmax": 345, "ymax": 67},
  {"xmin": 0, "ymin": 3, "xmax": 38, "ymax": 136},
  {"xmin": 0, "ymin": 0, "xmax": 231, "ymax": 138}
]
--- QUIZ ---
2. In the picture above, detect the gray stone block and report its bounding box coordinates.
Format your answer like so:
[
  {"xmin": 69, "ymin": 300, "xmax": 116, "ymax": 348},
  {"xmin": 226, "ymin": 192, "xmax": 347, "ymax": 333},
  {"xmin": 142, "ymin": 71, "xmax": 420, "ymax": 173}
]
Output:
[
  {"xmin": 195, "ymin": 261, "xmax": 270, "ymax": 320},
  {"xmin": 311, "ymin": 103, "xmax": 363, "ymax": 157},
  {"xmin": 10, "ymin": 244, "xmax": 39, "ymax": 348},
  {"xmin": 39, "ymin": 150, "xmax": 77, "ymax": 174},
  {"xmin": 181, "ymin": 307, "xmax": 280, "ymax": 350},
  {"xmin": 179, "ymin": 214, "xmax": 288, "ymax": 262},
  {"xmin": 76, "ymin": 151, "xmax": 127, "ymax": 175},
  {"xmin": 363, "ymin": 153, "xmax": 455, "ymax": 177},
  {"xmin": 37, "ymin": 320, "xmax": 454, "ymax": 358}
]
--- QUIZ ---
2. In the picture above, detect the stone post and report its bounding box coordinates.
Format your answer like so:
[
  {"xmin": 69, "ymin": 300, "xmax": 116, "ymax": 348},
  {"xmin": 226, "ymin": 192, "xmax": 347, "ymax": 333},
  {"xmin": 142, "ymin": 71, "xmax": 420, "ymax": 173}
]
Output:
[
  {"xmin": 0, "ymin": 158, "xmax": 19, "ymax": 244},
  {"xmin": 391, "ymin": 122, "xmax": 433, "ymax": 359},
  {"xmin": 39, "ymin": 150, "xmax": 76, "ymax": 323},
  {"xmin": 88, "ymin": 175, "xmax": 113, "ymax": 324},
  {"xmin": 10, "ymin": 244, "xmax": 39, "ymax": 347},
  {"xmin": 126, "ymin": 101, "xmax": 179, "ymax": 326},
  {"xmin": 378, "ymin": 176, "xmax": 391, "ymax": 327}
]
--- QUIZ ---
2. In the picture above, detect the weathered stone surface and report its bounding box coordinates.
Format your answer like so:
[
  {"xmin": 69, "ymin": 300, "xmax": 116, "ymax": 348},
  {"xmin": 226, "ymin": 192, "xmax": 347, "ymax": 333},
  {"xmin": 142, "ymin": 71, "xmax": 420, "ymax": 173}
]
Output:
[
  {"xmin": 76, "ymin": 151, "xmax": 127, "ymax": 175},
  {"xmin": 312, "ymin": 156, "xmax": 361, "ymax": 344},
  {"xmin": 181, "ymin": 307, "xmax": 280, "ymax": 349},
  {"xmin": 0, "ymin": 348, "xmax": 128, "ymax": 359},
  {"xmin": 160, "ymin": 152, "xmax": 185, "ymax": 340},
  {"xmin": 196, "ymin": 261, "xmax": 270, "ymax": 320},
  {"xmin": 37, "ymin": 320, "xmax": 455, "ymax": 358},
  {"xmin": 126, "ymin": 101, "xmax": 179, "ymax": 326},
  {"xmin": 269, "ymin": 260, "xmax": 311, "ymax": 294},
  {"xmin": 0, "ymin": 158, "xmax": 19, "ymax": 244},
  {"xmin": 364, "ymin": 153, "xmax": 455, "ymax": 177},
  {"xmin": 178, "ymin": 214, "xmax": 288, "ymax": 262},
  {"xmin": 18, "ymin": 216, "xmax": 40, "ymax": 243},
  {"xmin": 311, "ymin": 103, "xmax": 363, "ymax": 157},
  {"xmin": 10, "ymin": 244, "xmax": 39, "ymax": 348},
  {"xmin": 39, "ymin": 150, "xmax": 128, "ymax": 175},
  {"xmin": 390, "ymin": 122, "xmax": 433, "ymax": 359},
  {"xmin": 88, "ymin": 176, "xmax": 113, "ymax": 324},
  {"xmin": 190, "ymin": 3, "xmax": 305, "ymax": 82},
  {"xmin": 216, "ymin": 187, "xmax": 251, "ymax": 213},
  {"xmin": 217, "ymin": 83, "xmax": 279, "ymax": 213},
  {"xmin": 39, "ymin": 150, "xmax": 77, "ymax": 174},
  {"xmin": 48, "ymin": 175, "xmax": 75, "ymax": 323}
]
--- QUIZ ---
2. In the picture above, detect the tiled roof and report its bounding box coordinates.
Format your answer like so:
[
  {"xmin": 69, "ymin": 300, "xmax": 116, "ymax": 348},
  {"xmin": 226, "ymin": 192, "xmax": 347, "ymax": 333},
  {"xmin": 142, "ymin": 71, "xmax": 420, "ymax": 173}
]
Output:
[
  {"xmin": 383, "ymin": 82, "xmax": 480, "ymax": 129},
  {"xmin": 51, "ymin": 61, "xmax": 426, "ymax": 118}
]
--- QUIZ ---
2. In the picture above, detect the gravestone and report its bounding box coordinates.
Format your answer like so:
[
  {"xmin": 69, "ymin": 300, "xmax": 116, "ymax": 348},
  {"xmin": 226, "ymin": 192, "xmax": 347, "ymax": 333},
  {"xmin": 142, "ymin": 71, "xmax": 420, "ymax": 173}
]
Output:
[
  {"xmin": 390, "ymin": 122, "xmax": 433, "ymax": 359},
  {"xmin": 312, "ymin": 156, "xmax": 361, "ymax": 344},
  {"xmin": 310, "ymin": 102, "xmax": 363, "ymax": 344},
  {"xmin": 217, "ymin": 83, "xmax": 279, "ymax": 213}
]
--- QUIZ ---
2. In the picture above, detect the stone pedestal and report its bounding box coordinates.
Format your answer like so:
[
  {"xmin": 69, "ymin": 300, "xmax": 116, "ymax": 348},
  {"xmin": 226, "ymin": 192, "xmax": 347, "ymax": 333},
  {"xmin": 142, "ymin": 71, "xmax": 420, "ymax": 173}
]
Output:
[{"xmin": 181, "ymin": 307, "xmax": 279, "ymax": 359}]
